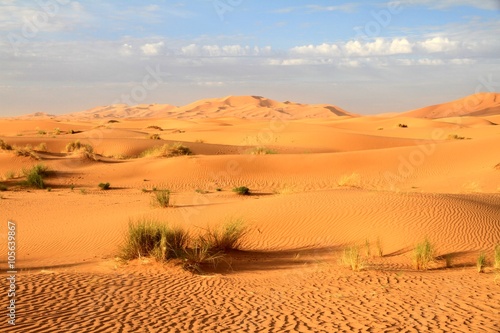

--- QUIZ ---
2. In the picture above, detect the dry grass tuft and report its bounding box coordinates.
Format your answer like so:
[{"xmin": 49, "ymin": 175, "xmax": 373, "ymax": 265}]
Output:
[{"xmin": 140, "ymin": 143, "xmax": 192, "ymax": 158}]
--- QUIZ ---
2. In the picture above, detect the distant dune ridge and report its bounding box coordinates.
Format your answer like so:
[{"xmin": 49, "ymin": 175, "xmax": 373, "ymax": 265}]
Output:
[{"xmin": 11, "ymin": 92, "xmax": 500, "ymax": 120}]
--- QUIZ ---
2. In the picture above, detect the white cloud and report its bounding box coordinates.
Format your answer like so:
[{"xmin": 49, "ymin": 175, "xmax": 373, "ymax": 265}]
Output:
[
  {"xmin": 180, "ymin": 44, "xmax": 272, "ymax": 57},
  {"xmin": 400, "ymin": 0, "xmax": 500, "ymax": 10},
  {"xmin": 140, "ymin": 41, "xmax": 164, "ymax": 56},
  {"xmin": 418, "ymin": 37, "xmax": 458, "ymax": 53}
]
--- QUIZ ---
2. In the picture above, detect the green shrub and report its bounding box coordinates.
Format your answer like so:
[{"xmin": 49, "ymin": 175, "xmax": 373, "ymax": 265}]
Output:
[
  {"xmin": 181, "ymin": 242, "xmax": 225, "ymax": 274},
  {"xmin": 36, "ymin": 142, "xmax": 47, "ymax": 151},
  {"xmin": 98, "ymin": 182, "xmax": 110, "ymax": 190},
  {"xmin": 477, "ymin": 252, "xmax": 486, "ymax": 273},
  {"xmin": 13, "ymin": 145, "xmax": 40, "ymax": 160},
  {"xmin": 120, "ymin": 219, "xmax": 188, "ymax": 261},
  {"xmin": 413, "ymin": 238, "xmax": 435, "ymax": 270},
  {"xmin": 199, "ymin": 219, "xmax": 247, "ymax": 252},
  {"xmin": 22, "ymin": 164, "xmax": 48, "ymax": 189},
  {"xmin": 153, "ymin": 189, "xmax": 170, "ymax": 207},
  {"xmin": 232, "ymin": 186, "xmax": 250, "ymax": 195}
]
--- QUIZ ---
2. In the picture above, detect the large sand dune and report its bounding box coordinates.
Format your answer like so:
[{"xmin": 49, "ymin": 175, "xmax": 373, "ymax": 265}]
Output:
[{"xmin": 1, "ymin": 94, "xmax": 499, "ymax": 332}]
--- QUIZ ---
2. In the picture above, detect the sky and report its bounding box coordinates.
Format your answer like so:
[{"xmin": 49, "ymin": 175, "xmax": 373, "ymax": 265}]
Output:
[{"xmin": 1, "ymin": 0, "xmax": 500, "ymax": 116}]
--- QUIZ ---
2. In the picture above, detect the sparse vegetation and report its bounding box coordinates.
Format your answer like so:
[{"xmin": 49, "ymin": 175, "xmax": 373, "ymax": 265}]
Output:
[
  {"xmin": 53, "ymin": 128, "xmax": 61, "ymax": 135},
  {"xmin": 35, "ymin": 142, "xmax": 47, "ymax": 151},
  {"xmin": 181, "ymin": 242, "xmax": 225, "ymax": 274},
  {"xmin": 199, "ymin": 219, "xmax": 248, "ymax": 252},
  {"xmin": 13, "ymin": 145, "xmax": 40, "ymax": 159},
  {"xmin": 443, "ymin": 254, "xmax": 453, "ymax": 268},
  {"xmin": 398, "ymin": 123, "xmax": 408, "ymax": 128},
  {"xmin": 147, "ymin": 125, "xmax": 163, "ymax": 131},
  {"xmin": 98, "ymin": 182, "xmax": 111, "ymax": 190},
  {"xmin": 22, "ymin": 164, "xmax": 49, "ymax": 189},
  {"xmin": 195, "ymin": 189, "xmax": 208, "ymax": 194},
  {"xmin": 65, "ymin": 140, "xmax": 96, "ymax": 160},
  {"xmin": 153, "ymin": 189, "xmax": 170, "ymax": 207},
  {"xmin": 4, "ymin": 170, "xmax": 15, "ymax": 180},
  {"xmin": 37, "ymin": 129, "xmax": 47, "ymax": 135},
  {"xmin": 0, "ymin": 184, "xmax": 7, "ymax": 191},
  {"xmin": 248, "ymin": 146, "xmax": 277, "ymax": 155},
  {"xmin": 149, "ymin": 133, "xmax": 161, "ymax": 140},
  {"xmin": 364, "ymin": 239, "xmax": 371, "ymax": 257},
  {"xmin": 0, "ymin": 139, "xmax": 12, "ymax": 150},
  {"xmin": 413, "ymin": 238, "xmax": 435, "ymax": 270},
  {"xmin": 494, "ymin": 244, "xmax": 500, "ymax": 270},
  {"xmin": 120, "ymin": 219, "xmax": 189, "ymax": 261},
  {"xmin": 341, "ymin": 246, "xmax": 364, "ymax": 271},
  {"xmin": 447, "ymin": 134, "xmax": 466, "ymax": 140},
  {"xmin": 338, "ymin": 173, "xmax": 361, "ymax": 188},
  {"xmin": 140, "ymin": 143, "xmax": 192, "ymax": 158},
  {"xmin": 232, "ymin": 186, "xmax": 250, "ymax": 195},
  {"xmin": 477, "ymin": 252, "xmax": 486, "ymax": 273},
  {"xmin": 215, "ymin": 188, "xmax": 222, "ymax": 192},
  {"xmin": 376, "ymin": 237, "xmax": 383, "ymax": 257}
]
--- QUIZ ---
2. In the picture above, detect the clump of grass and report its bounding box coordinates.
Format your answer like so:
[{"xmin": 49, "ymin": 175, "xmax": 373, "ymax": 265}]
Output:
[
  {"xmin": 477, "ymin": 252, "xmax": 486, "ymax": 273},
  {"xmin": 37, "ymin": 129, "xmax": 47, "ymax": 135},
  {"xmin": 376, "ymin": 237, "xmax": 383, "ymax": 257},
  {"xmin": 181, "ymin": 242, "xmax": 225, "ymax": 274},
  {"xmin": 413, "ymin": 238, "xmax": 435, "ymax": 270},
  {"xmin": 494, "ymin": 244, "xmax": 500, "ymax": 270},
  {"xmin": 0, "ymin": 139, "xmax": 12, "ymax": 150},
  {"xmin": 13, "ymin": 145, "xmax": 40, "ymax": 160},
  {"xmin": 149, "ymin": 133, "xmax": 161, "ymax": 140},
  {"xmin": 215, "ymin": 188, "xmax": 222, "ymax": 192},
  {"xmin": 35, "ymin": 142, "xmax": 47, "ymax": 151},
  {"xmin": 22, "ymin": 164, "xmax": 49, "ymax": 189},
  {"xmin": 447, "ymin": 134, "xmax": 466, "ymax": 140},
  {"xmin": 338, "ymin": 173, "xmax": 361, "ymax": 188},
  {"xmin": 65, "ymin": 140, "xmax": 96, "ymax": 160},
  {"xmin": 341, "ymin": 246, "xmax": 364, "ymax": 271},
  {"xmin": 98, "ymin": 182, "xmax": 110, "ymax": 190},
  {"xmin": 153, "ymin": 189, "xmax": 170, "ymax": 207},
  {"xmin": 199, "ymin": 219, "xmax": 248, "ymax": 252},
  {"xmin": 248, "ymin": 146, "xmax": 277, "ymax": 155},
  {"xmin": 53, "ymin": 128, "xmax": 61, "ymax": 135},
  {"xmin": 120, "ymin": 219, "xmax": 189, "ymax": 261},
  {"xmin": 195, "ymin": 189, "xmax": 208, "ymax": 194},
  {"xmin": 398, "ymin": 123, "xmax": 408, "ymax": 128},
  {"xmin": 232, "ymin": 186, "xmax": 250, "ymax": 195},
  {"xmin": 364, "ymin": 239, "xmax": 371, "ymax": 257},
  {"xmin": 140, "ymin": 143, "xmax": 192, "ymax": 158}
]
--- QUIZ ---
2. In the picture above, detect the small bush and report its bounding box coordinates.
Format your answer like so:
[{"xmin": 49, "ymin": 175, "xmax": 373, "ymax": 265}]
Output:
[
  {"xmin": 4, "ymin": 170, "xmax": 15, "ymax": 179},
  {"xmin": 447, "ymin": 134, "xmax": 466, "ymax": 140},
  {"xmin": 120, "ymin": 219, "xmax": 188, "ymax": 261},
  {"xmin": 398, "ymin": 123, "xmax": 408, "ymax": 128},
  {"xmin": 140, "ymin": 143, "xmax": 192, "ymax": 158},
  {"xmin": 181, "ymin": 242, "xmax": 225, "ymax": 274},
  {"xmin": 477, "ymin": 252, "xmax": 486, "ymax": 273},
  {"xmin": 248, "ymin": 146, "xmax": 277, "ymax": 155},
  {"xmin": 37, "ymin": 129, "xmax": 47, "ymax": 135},
  {"xmin": 153, "ymin": 189, "xmax": 170, "ymax": 207},
  {"xmin": 341, "ymin": 246, "xmax": 364, "ymax": 271},
  {"xmin": 35, "ymin": 143, "xmax": 48, "ymax": 151},
  {"xmin": 149, "ymin": 134, "xmax": 161, "ymax": 140},
  {"xmin": 195, "ymin": 189, "xmax": 208, "ymax": 194},
  {"xmin": 22, "ymin": 164, "xmax": 48, "ymax": 189},
  {"xmin": 13, "ymin": 145, "xmax": 40, "ymax": 160},
  {"xmin": 232, "ymin": 186, "xmax": 250, "ymax": 195},
  {"xmin": 98, "ymin": 182, "xmax": 110, "ymax": 190},
  {"xmin": 54, "ymin": 128, "xmax": 61, "ymax": 135},
  {"xmin": 215, "ymin": 188, "xmax": 222, "ymax": 192},
  {"xmin": 199, "ymin": 219, "xmax": 247, "ymax": 252},
  {"xmin": 494, "ymin": 244, "xmax": 500, "ymax": 270},
  {"xmin": 413, "ymin": 238, "xmax": 435, "ymax": 270},
  {"xmin": 0, "ymin": 139, "xmax": 12, "ymax": 150},
  {"xmin": 65, "ymin": 140, "xmax": 96, "ymax": 160}
]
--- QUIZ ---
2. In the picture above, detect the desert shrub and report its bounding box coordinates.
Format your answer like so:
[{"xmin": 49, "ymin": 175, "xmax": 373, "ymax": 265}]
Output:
[
  {"xmin": 120, "ymin": 219, "xmax": 188, "ymax": 261},
  {"xmin": 413, "ymin": 238, "xmax": 435, "ymax": 270},
  {"xmin": 37, "ymin": 129, "xmax": 47, "ymax": 135},
  {"xmin": 22, "ymin": 164, "xmax": 48, "ymax": 189},
  {"xmin": 107, "ymin": 120, "xmax": 119, "ymax": 124},
  {"xmin": 398, "ymin": 123, "xmax": 408, "ymax": 128},
  {"xmin": 338, "ymin": 173, "xmax": 361, "ymax": 188},
  {"xmin": 477, "ymin": 252, "xmax": 487, "ymax": 273},
  {"xmin": 153, "ymin": 189, "xmax": 170, "ymax": 207},
  {"xmin": 494, "ymin": 244, "xmax": 500, "ymax": 270},
  {"xmin": 0, "ymin": 139, "xmax": 12, "ymax": 150},
  {"xmin": 447, "ymin": 134, "xmax": 466, "ymax": 140},
  {"xmin": 232, "ymin": 186, "xmax": 250, "ymax": 195},
  {"xmin": 248, "ymin": 146, "xmax": 277, "ymax": 155},
  {"xmin": 147, "ymin": 125, "xmax": 163, "ymax": 131},
  {"xmin": 199, "ymin": 219, "xmax": 248, "ymax": 252},
  {"xmin": 341, "ymin": 246, "xmax": 364, "ymax": 271},
  {"xmin": 65, "ymin": 140, "xmax": 96, "ymax": 160},
  {"xmin": 98, "ymin": 182, "xmax": 110, "ymax": 190},
  {"xmin": 13, "ymin": 145, "xmax": 40, "ymax": 160},
  {"xmin": 0, "ymin": 184, "xmax": 7, "ymax": 191},
  {"xmin": 149, "ymin": 134, "xmax": 161, "ymax": 140},
  {"xmin": 53, "ymin": 128, "xmax": 61, "ymax": 135},
  {"xmin": 35, "ymin": 142, "xmax": 47, "ymax": 151},
  {"xmin": 140, "ymin": 143, "xmax": 192, "ymax": 158},
  {"xmin": 215, "ymin": 188, "xmax": 222, "ymax": 192},
  {"xmin": 181, "ymin": 242, "xmax": 225, "ymax": 274}
]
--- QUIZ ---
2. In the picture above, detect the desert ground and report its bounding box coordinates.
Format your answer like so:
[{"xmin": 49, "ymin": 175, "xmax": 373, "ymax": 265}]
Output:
[{"xmin": 1, "ymin": 93, "xmax": 499, "ymax": 332}]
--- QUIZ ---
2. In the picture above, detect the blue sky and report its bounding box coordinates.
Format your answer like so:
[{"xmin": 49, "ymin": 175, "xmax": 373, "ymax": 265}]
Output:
[{"xmin": 1, "ymin": 0, "xmax": 499, "ymax": 116}]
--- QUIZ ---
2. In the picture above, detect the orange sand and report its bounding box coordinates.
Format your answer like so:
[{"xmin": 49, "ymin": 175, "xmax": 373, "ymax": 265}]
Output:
[{"xmin": 1, "ymin": 94, "xmax": 499, "ymax": 332}]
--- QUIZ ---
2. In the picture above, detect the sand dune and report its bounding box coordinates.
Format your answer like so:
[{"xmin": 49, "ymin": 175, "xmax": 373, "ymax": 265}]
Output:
[{"xmin": 1, "ymin": 94, "xmax": 500, "ymax": 332}]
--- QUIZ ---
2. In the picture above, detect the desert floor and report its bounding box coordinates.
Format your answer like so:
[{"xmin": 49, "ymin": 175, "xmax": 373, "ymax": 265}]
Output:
[{"xmin": 1, "ymin": 103, "xmax": 499, "ymax": 332}]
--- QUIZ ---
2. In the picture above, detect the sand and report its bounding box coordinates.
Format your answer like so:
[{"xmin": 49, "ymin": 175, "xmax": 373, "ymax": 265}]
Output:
[{"xmin": 1, "ymin": 94, "xmax": 499, "ymax": 332}]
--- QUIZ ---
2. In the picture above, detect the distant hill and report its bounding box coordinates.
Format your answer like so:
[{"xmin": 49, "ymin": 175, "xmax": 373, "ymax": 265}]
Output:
[{"xmin": 398, "ymin": 93, "xmax": 500, "ymax": 119}]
